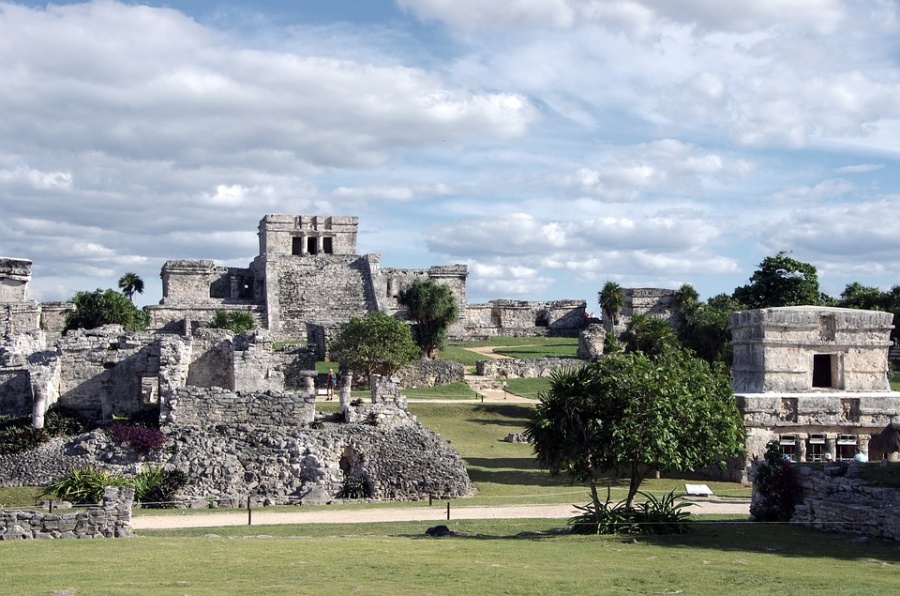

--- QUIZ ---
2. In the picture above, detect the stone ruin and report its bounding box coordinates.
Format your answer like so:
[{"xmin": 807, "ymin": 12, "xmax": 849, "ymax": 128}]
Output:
[
  {"xmin": 145, "ymin": 214, "xmax": 588, "ymax": 353},
  {"xmin": 726, "ymin": 306, "xmax": 900, "ymax": 481}
]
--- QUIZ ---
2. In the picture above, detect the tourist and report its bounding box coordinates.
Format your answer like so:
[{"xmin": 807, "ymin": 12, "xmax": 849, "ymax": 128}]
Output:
[
  {"xmin": 326, "ymin": 368, "xmax": 338, "ymax": 401},
  {"xmin": 853, "ymin": 448, "xmax": 868, "ymax": 463}
]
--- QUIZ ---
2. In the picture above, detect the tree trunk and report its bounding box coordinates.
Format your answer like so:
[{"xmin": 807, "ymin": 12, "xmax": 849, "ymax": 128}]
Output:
[{"xmin": 626, "ymin": 462, "xmax": 644, "ymax": 508}]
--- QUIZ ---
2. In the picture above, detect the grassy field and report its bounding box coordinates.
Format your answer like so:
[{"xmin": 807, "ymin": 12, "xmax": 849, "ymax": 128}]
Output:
[{"xmin": 2, "ymin": 520, "xmax": 898, "ymax": 595}]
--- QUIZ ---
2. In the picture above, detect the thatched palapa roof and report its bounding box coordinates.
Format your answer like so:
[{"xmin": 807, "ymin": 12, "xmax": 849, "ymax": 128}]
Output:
[{"xmin": 869, "ymin": 423, "xmax": 900, "ymax": 456}]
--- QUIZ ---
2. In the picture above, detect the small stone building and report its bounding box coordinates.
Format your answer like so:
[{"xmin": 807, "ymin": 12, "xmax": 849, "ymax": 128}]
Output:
[{"xmin": 729, "ymin": 306, "xmax": 900, "ymax": 479}]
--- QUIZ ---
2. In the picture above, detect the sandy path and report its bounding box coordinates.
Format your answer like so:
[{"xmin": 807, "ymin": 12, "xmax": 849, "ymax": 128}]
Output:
[{"xmin": 132, "ymin": 499, "xmax": 749, "ymax": 530}]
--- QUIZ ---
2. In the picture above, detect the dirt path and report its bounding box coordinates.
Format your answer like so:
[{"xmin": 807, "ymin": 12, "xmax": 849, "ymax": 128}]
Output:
[{"xmin": 132, "ymin": 499, "xmax": 749, "ymax": 530}]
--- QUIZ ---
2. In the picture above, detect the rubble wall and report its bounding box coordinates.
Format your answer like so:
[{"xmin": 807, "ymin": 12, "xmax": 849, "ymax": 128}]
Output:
[
  {"xmin": 167, "ymin": 387, "xmax": 315, "ymax": 427},
  {"xmin": 476, "ymin": 357, "xmax": 583, "ymax": 379},
  {"xmin": 0, "ymin": 487, "xmax": 133, "ymax": 540}
]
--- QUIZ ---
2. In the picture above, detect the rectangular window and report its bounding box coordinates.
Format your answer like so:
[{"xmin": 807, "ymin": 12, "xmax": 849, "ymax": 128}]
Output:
[
  {"xmin": 812, "ymin": 354, "xmax": 833, "ymax": 388},
  {"xmin": 779, "ymin": 435, "xmax": 797, "ymax": 462},
  {"xmin": 836, "ymin": 434, "xmax": 857, "ymax": 461},
  {"xmin": 807, "ymin": 435, "xmax": 825, "ymax": 462},
  {"xmin": 292, "ymin": 237, "xmax": 303, "ymax": 255},
  {"xmin": 323, "ymin": 237, "xmax": 333, "ymax": 254}
]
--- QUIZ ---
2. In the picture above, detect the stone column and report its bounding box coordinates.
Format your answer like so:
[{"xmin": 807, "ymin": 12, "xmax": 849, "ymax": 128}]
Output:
[
  {"xmin": 858, "ymin": 434, "xmax": 871, "ymax": 459},
  {"xmin": 300, "ymin": 234, "xmax": 308, "ymax": 255},
  {"xmin": 339, "ymin": 370, "xmax": 352, "ymax": 406},
  {"xmin": 796, "ymin": 435, "xmax": 807, "ymax": 462},
  {"xmin": 304, "ymin": 373, "xmax": 315, "ymax": 396},
  {"xmin": 825, "ymin": 436, "xmax": 837, "ymax": 461}
]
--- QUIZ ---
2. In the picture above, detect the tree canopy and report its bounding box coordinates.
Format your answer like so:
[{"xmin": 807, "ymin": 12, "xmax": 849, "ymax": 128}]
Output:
[
  {"xmin": 732, "ymin": 252, "xmax": 821, "ymax": 309},
  {"xmin": 117, "ymin": 272, "xmax": 144, "ymax": 303},
  {"xmin": 397, "ymin": 279, "xmax": 459, "ymax": 358},
  {"xmin": 525, "ymin": 350, "xmax": 745, "ymax": 509},
  {"xmin": 329, "ymin": 311, "xmax": 420, "ymax": 381},
  {"xmin": 65, "ymin": 288, "xmax": 148, "ymax": 332}
]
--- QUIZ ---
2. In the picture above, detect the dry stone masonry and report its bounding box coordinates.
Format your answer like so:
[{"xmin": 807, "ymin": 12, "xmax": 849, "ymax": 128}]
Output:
[{"xmin": 0, "ymin": 487, "xmax": 133, "ymax": 540}]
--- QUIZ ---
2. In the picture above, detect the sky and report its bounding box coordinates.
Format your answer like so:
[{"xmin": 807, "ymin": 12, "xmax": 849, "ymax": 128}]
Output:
[{"xmin": 2, "ymin": 0, "xmax": 900, "ymax": 310}]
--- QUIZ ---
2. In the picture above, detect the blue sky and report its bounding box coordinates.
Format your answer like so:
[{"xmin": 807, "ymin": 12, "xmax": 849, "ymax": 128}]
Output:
[{"xmin": 2, "ymin": 1, "xmax": 899, "ymax": 309}]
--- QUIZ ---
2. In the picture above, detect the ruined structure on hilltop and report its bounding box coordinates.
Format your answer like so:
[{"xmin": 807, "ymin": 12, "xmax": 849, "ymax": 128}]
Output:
[
  {"xmin": 728, "ymin": 306, "xmax": 900, "ymax": 480},
  {"xmin": 147, "ymin": 215, "xmax": 588, "ymax": 348}
]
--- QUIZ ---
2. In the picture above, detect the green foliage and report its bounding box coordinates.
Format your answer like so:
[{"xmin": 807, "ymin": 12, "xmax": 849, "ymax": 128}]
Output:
[
  {"xmin": 398, "ymin": 279, "xmax": 459, "ymax": 357},
  {"xmin": 329, "ymin": 311, "xmax": 420, "ymax": 380},
  {"xmin": 677, "ymin": 293, "xmax": 743, "ymax": 364},
  {"xmin": 44, "ymin": 466, "xmax": 131, "ymax": 504},
  {"xmin": 117, "ymin": 272, "xmax": 145, "ymax": 302},
  {"xmin": 209, "ymin": 309, "xmax": 256, "ymax": 333},
  {"xmin": 525, "ymin": 350, "xmax": 745, "ymax": 508},
  {"xmin": 598, "ymin": 281, "xmax": 625, "ymax": 328},
  {"xmin": 0, "ymin": 425, "xmax": 48, "ymax": 455},
  {"xmin": 569, "ymin": 490, "xmax": 691, "ymax": 535},
  {"xmin": 44, "ymin": 465, "xmax": 188, "ymax": 507},
  {"xmin": 732, "ymin": 251, "xmax": 822, "ymax": 309},
  {"xmin": 0, "ymin": 406, "xmax": 95, "ymax": 455},
  {"xmin": 619, "ymin": 313, "xmax": 678, "ymax": 357},
  {"xmin": 65, "ymin": 288, "xmax": 148, "ymax": 332},
  {"xmin": 749, "ymin": 440, "xmax": 798, "ymax": 522},
  {"xmin": 131, "ymin": 467, "xmax": 189, "ymax": 507}
]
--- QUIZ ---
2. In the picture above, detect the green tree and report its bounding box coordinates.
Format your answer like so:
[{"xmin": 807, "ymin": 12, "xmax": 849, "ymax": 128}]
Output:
[
  {"xmin": 837, "ymin": 282, "xmax": 884, "ymax": 311},
  {"xmin": 397, "ymin": 279, "xmax": 459, "ymax": 358},
  {"xmin": 525, "ymin": 350, "xmax": 745, "ymax": 509},
  {"xmin": 678, "ymin": 293, "xmax": 744, "ymax": 364},
  {"xmin": 732, "ymin": 252, "xmax": 821, "ymax": 309},
  {"xmin": 209, "ymin": 310, "xmax": 256, "ymax": 333},
  {"xmin": 598, "ymin": 281, "xmax": 625, "ymax": 332},
  {"xmin": 329, "ymin": 311, "xmax": 420, "ymax": 381},
  {"xmin": 117, "ymin": 272, "xmax": 145, "ymax": 303},
  {"xmin": 619, "ymin": 313, "xmax": 678, "ymax": 357},
  {"xmin": 65, "ymin": 288, "xmax": 148, "ymax": 332}
]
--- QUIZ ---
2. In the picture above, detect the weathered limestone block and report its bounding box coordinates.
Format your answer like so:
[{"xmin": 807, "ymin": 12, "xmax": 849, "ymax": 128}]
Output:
[
  {"xmin": 476, "ymin": 357, "xmax": 582, "ymax": 379},
  {"xmin": 394, "ymin": 359, "xmax": 464, "ymax": 388},
  {"xmin": 577, "ymin": 323, "xmax": 605, "ymax": 360}
]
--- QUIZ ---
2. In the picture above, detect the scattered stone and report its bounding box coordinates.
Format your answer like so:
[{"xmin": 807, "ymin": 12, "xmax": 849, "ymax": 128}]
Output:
[{"xmin": 425, "ymin": 525, "xmax": 452, "ymax": 537}]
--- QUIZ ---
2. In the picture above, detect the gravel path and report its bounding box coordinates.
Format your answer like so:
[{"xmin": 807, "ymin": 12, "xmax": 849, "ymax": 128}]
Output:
[{"xmin": 132, "ymin": 499, "xmax": 749, "ymax": 530}]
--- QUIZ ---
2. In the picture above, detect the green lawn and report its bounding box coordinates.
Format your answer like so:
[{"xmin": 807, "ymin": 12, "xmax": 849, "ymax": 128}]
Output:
[{"xmin": 2, "ymin": 521, "xmax": 898, "ymax": 595}]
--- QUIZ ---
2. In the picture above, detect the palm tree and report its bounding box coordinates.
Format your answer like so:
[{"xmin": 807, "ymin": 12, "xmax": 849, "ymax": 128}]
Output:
[
  {"xmin": 118, "ymin": 272, "xmax": 145, "ymax": 303},
  {"xmin": 598, "ymin": 281, "xmax": 625, "ymax": 334}
]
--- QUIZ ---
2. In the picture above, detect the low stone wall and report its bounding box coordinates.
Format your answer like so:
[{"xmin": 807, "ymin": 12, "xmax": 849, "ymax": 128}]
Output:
[
  {"xmin": 167, "ymin": 387, "xmax": 315, "ymax": 427},
  {"xmin": 0, "ymin": 486, "xmax": 133, "ymax": 540},
  {"xmin": 475, "ymin": 357, "xmax": 583, "ymax": 379},
  {"xmin": 788, "ymin": 463, "xmax": 900, "ymax": 541},
  {"xmin": 395, "ymin": 359, "xmax": 464, "ymax": 388}
]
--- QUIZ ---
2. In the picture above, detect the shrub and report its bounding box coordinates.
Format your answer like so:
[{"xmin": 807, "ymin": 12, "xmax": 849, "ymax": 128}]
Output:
[
  {"xmin": 44, "ymin": 466, "xmax": 130, "ymax": 504},
  {"xmin": 43, "ymin": 406, "xmax": 94, "ymax": 436},
  {"xmin": 0, "ymin": 426, "xmax": 49, "ymax": 455},
  {"xmin": 569, "ymin": 490, "xmax": 691, "ymax": 535},
  {"xmin": 108, "ymin": 423, "xmax": 167, "ymax": 456},
  {"xmin": 132, "ymin": 467, "xmax": 189, "ymax": 507},
  {"xmin": 750, "ymin": 440, "xmax": 798, "ymax": 522},
  {"xmin": 338, "ymin": 473, "xmax": 370, "ymax": 499},
  {"xmin": 209, "ymin": 309, "xmax": 256, "ymax": 333}
]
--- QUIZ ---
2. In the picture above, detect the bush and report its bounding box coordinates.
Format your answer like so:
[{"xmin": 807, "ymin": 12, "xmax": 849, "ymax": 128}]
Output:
[
  {"xmin": 44, "ymin": 466, "xmax": 130, "ymax": 504},
  {"xmin": 44, "ymin": 406, "xmax": 94, "ymax": 436},
  {"xmin": 107, "ymin": 423, "xmax": 167, "ymax": 456},
  {"xmin": 209, "ymin": 309, "xmax": 256, "ymax": 333},
  {"xmin": 132, "ymin": 467, "xmax": 189, "ymax": 507},
  {"xmin": 338, "ymin": 473, "xmax": 370, "ymax": 499},
  {"xmin": 569, "ymin": 490, "xmax": 691, "ymax": 535},
  {"xmin": 0, "ymin": 426, "xmax": 49, "ymax": 455},
  {"xmin": 750, "ymin": 440, "xmax": 797, "ymax": 522}
]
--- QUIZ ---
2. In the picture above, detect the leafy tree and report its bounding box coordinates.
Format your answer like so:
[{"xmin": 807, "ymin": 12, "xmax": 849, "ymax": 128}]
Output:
[
  {"xmin": 598, "ymin": 281, "xmax": 625, "ymax": 332},
  {"xmin": 678, "ymin": 293, "xmax": 744, "ymax": 364},
  {"xmin": 619, "ymin": 313, "xmax": 678, "ymax": 357},
  {"xmin": 525, "ymin": 350, "xmax": 745, "ymax": 509},
  {"xmin": 329, "ymin": 311, "xmax": 420, "ymax": 381},
  {"xmin": 117, "ymin": 272, "xmax": 145, "ymax": 303},
  {"xmin": 209, "ymin": 309, "xmax": 256, "ymax": 333},
  {"xmin": 732, "ymin": 252, "xmax": 821, "ymax": 309},
  {"xmin": 397, "ymin": 279, "xmax": 459, "ymax": 358},
  {"xmin": 65, "ymin": 288, "xmax": 148, "ymax": 332},
  {"xmin": 838, "ymin": 282, "xmax": 885, "ymax": 311}
]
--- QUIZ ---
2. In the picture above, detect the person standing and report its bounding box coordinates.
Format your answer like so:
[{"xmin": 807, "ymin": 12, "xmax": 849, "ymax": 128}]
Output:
[{"xmin": 326, "ymin": 368, "xmax": 338, "ymax": 401}]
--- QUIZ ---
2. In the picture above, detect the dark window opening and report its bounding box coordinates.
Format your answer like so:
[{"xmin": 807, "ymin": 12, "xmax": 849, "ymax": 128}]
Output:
[
  {"xmin": 779, "ymin": 435, "xmax": 797, "ymax": 462},
  {"xmin": 535, "ymin": 312, "xmax": 549, "ymax": 327},
  {"xmin": 812, "ymin": 354, "xmax": 833, "ymax": 387},
  {"xmin": 292, "ymin": 237, "xmax": 303, "ymax": 255},
  {"xmin": 836, "ymin": 435, "xmax": 857, "ymax": 461},
  {"xmin": 807, "ymin": 435, "xmax": 825, "ymax": 462},
  {"xmin": 307, "ymin": 237, "xmax": 318, "ymax": 255},
  {"xmin": 323, "ymin": 237, "xmax": 333, "ymax": 254}
]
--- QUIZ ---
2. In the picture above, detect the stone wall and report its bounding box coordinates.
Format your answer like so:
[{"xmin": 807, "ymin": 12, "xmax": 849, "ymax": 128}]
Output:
[
  {"xmin": 0, "ymin": 487, "xmax": 133, "ymax": 540},
  {"xmin": 461, "ymin": 300, "xmax": 587, "ymax": 339},
  {"xmin": 167, "ymin": 387, "xmax": 315, "ymax": 427},
  {"xmin": 0, "ymin": 258, "xmax": 32, "ymax": 303},
  {"xmin": 765, "ymin": 464, "xmax": 900, "ymax": 542},
  {"xmin": 394, "ymin": 359, "xmax": 465, "ymax": 388},
  {"xmin": 577, "ymin": 323, "xmax": 605, "ymax": 360},
  {"xmin": 475, "ymin": 357, "xmax": 583, "ymax": 379}
]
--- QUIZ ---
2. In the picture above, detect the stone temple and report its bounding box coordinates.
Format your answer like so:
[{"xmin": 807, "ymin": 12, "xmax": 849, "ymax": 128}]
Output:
[{"xmin": 728, "ymin": 306, "xmax": 900, "ymax": 479}]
